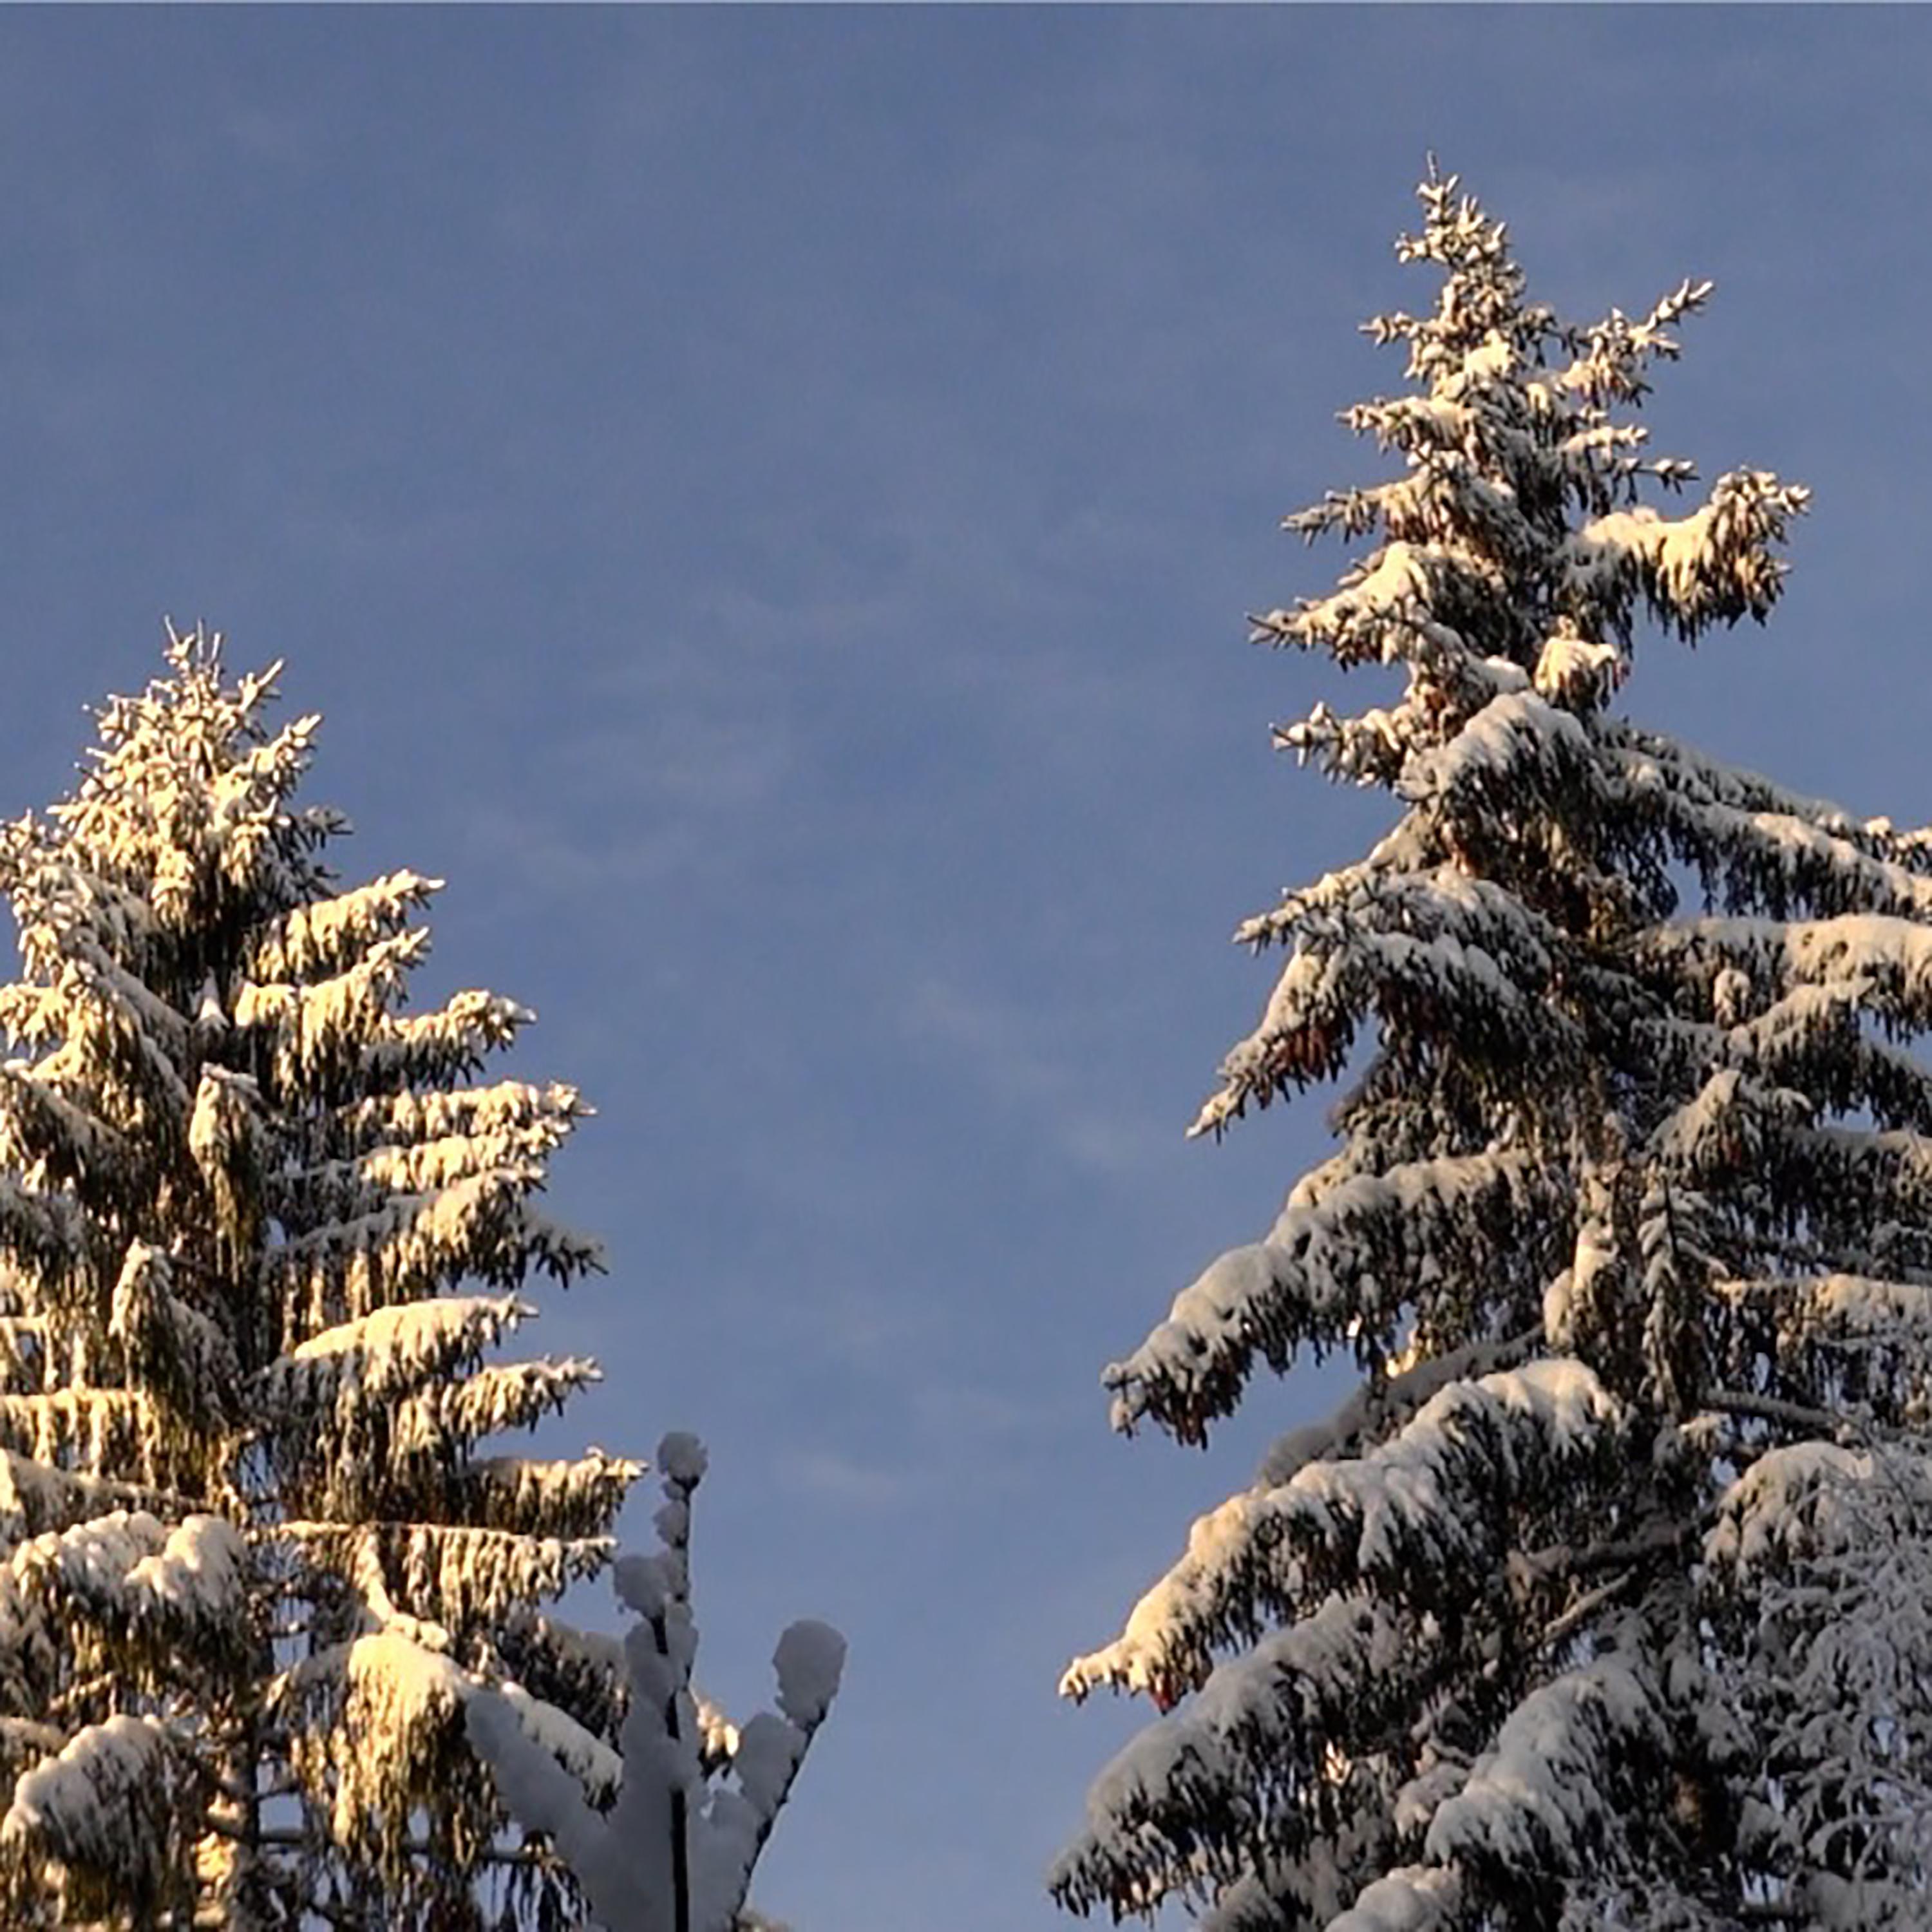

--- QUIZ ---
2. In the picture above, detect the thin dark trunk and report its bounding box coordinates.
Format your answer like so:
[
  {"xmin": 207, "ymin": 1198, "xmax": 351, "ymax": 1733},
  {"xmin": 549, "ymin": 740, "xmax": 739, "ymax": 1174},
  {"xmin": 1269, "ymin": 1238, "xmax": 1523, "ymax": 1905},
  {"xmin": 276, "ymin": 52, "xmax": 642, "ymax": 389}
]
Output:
[{"xmin": 652, "ymin": 1607, "xmax": 693, "ymax": 1932}]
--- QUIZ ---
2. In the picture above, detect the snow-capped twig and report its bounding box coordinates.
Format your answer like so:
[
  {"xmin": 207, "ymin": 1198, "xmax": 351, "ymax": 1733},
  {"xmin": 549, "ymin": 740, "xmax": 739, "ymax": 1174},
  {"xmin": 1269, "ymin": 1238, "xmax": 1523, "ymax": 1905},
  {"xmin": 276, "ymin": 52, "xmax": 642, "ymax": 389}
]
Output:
[{"xmin": 467, "ymin": 1434, "xmax": 845, "ymax": 1932}]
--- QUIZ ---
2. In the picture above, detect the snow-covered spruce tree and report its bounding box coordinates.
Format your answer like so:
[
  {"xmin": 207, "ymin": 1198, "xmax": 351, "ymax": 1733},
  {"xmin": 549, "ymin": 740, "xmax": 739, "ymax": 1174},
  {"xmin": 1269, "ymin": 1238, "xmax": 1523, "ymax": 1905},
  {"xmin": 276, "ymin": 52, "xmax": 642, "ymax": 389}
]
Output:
[
  {"xmin": 0, "ymin": 631, "xmax": 649, "ymax": 1929},
  {"xmin": 1051, "ymin": 169, "xmax": 1932, "ymax": 1930},
  {"xmin": 467, "ymin": 1432, "xmax": 845, "ymax": 1932}
]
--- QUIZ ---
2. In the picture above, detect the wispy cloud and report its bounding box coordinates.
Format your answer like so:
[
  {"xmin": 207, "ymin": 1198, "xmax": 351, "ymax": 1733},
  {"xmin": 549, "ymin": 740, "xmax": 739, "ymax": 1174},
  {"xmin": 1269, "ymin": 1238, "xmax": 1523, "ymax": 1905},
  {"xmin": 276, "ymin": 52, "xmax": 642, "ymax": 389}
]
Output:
[
  {"xmin": 220, "ymin": 102, "xmax": 314, "ymax": 171},
  {"xmin": 900, "ymin": 975, "xmax": 1168, "ymax": 1179},
  {"xmin": 777, "ymin": 1377, "xmax": 1070, "ymax": 1515},
  {"xmin": 779, "ymin": 1446, "xmax": 915, "ymax": 1511}
]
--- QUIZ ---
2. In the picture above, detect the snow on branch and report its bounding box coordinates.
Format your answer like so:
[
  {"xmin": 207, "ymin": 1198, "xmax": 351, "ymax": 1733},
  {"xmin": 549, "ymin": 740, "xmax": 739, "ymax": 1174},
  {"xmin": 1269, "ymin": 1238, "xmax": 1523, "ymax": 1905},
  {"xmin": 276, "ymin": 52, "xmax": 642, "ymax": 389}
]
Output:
[
  {"xmin": 333, "ymin": 1111, "xmax": 583, "ymax": 1202},
  {"xmin": 1104, "ymin": 1151, "xmax": 1566, "ymax": 1441},
  {"xmin": 281, "ymin": 1084, "xmax": 588, "ymax": 1246},
  {"xmin": 1650, "ymin": 1068, "xmax": 1811, "ymax": 1187},
  {"xmin": 0, "ymin": 1713, "xmax": 191, "ymax": 1920},
  {"xmin": 283, "ymin": 1518, "xmax": 614, "ymax": 1627},
  {"xmin": 1698, "ymin": 979, "xmax": 1932, "ymax": 1131},
  {"xmin": 1397, "ymin": 690, "xmax": 1595, "ymax": 822},
  {"xmin": 1774, "ymin": 1122, "xmax": 1932, "ymax": 1273},
  {"xmin": 1711, "ymin": 1273, "xmax": 1932, "ymax": 1423},
  {"xmin": 269, "ymin": 1171, "xmax": 604, "ymax": 1332},
  {"xmin": 1196, "ymin": 879, "xmax": 1577, "ymax": 1138},
  {"xmin": 457, "ymin": 1450, "xmax": 644, "ymax": 1540},
  {"xmin": 1228, "ymin": 820, "xmax": 1434, "ymax": 952},
  {"xmin": 236, "ymin": 928, "xmax": 432, "ymax": 1090},
  {"xmin": 428, "ymin": 1356, "xmax": 604, "ymax": 1442},
  {"xmin": 333, "ymin": 1075, "xmax": 590, "ymax": 1157},
  {"xmin": 1644, "ymin": 911, "xmax": 1932, "ymax": 1030},
  {"xmin": 1065, "ymin": 1336, "xmax": 1568, "ymax": 1707},
  {"xmin": 1611, "ymin": 757, "xmax": 1932, "ymax": 931},
  {"xmin": 0, "ymin": 1387, "xmax": 168, "ymax": 1486},
  {"xmin": 261, "ymin": 1293, "xmax": 537, "ymax": 1411},
  {"xmin": 246, "ymin": 868, "xmax": 442, "ymax": 984},
  {"xmin": 1323, "ymin": 1864, "xmax": 1466, "ymax": 1932},
  {"xmin": 0, "ymin": 1510, "xmax": 247, "ymax": 1710},
  {"xmin": 493, "ymin": 1609, "xmax": 641, "ymax": 1757},
  {"xmin": 1420, "ymin": 1654, "xmax": 1669, "ymax": 1893},
  {"xmin": 365, "ymin": 988, "xmax": 538, "ymax": 1088},
  {"xmin": 0, "ymin": 1448, "xmax": 191, "ymax": 1540},
  {"xmin": 257, "ymin": 1294, "xmax": 601, "ymax": 1511},
  {"xmin": 1703, "ymin": 1439, "xmax": 1909, "ymax": 1580},
  {"xmin": 1703, "ymin": 1444, "xmax": 1932, "ymax": 1925},
  {"xmin": 108, "ymin": 1240, "xmax": 240, "ymax": 1418},
  {"xmin": 0, "ymin": 1171, "xmax": 85, "ymax": 1282},
  {"xmin": 1604, "ymin": 718, "xmax": 1932, "ymax": 891},
  {"xmin": 31, "ymin": 633, "xmax": 331, "ymax": 936},
  {"xmin": 1727, "ymin": 1269, "xmax": 1932, "ymax": 1339},
  {"xmin": 1235, "ymin": 867, "xmax": 1562, "ymax": 988},
  {"xmin": 1251, "ymin": 540, "xmax": 1503, "ymax": 671},
  {"xmin": 493, "ymin": 1678, "xmax": 624, "ymax": 1802},
  {"xmin": 322, "ymin": 1625, "xmax": 480, "ymax": 1878},
  {"xmin": 0, "ymin": 1060, "xmax": 125, "ymax": 1194},
  {"xmin": 1051, "ymin": 1593, "xmax": 1418, "ymax": 1920},
  {"xmin": 1074, "ymin": 1329, "xmax": 1553, "ymax": 1708},
  {"xmin": 467, "ymin": 1434, "xmax": 844, "ymax": 1932},
  {"xmin": 1562, "ymin": 469, "xmax": 1810, "ymax": 645}
]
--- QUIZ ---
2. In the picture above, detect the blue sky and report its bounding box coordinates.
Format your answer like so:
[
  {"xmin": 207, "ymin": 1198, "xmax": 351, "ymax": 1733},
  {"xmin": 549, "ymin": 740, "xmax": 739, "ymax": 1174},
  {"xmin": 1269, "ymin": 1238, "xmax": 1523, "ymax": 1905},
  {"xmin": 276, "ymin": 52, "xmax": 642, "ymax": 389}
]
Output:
[{"xmin": 1, "ymin": 10, "xmax": 1929, "ymax": 1929}]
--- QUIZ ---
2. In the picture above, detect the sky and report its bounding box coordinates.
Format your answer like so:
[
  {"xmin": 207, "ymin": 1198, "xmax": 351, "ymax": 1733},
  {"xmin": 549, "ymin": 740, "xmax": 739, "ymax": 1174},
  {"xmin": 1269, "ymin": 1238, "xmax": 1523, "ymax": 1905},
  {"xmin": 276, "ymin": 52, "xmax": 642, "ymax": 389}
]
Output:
[{"xmin": 0, "ymin": 10, "xmax": 1929, "ymax": 1930}]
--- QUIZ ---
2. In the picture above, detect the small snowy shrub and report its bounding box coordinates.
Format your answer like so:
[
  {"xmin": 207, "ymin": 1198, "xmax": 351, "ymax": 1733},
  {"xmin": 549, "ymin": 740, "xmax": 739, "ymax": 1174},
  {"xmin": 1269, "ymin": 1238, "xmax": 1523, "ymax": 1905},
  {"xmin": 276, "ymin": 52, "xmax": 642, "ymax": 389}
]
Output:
[{"xmin": 469, "ymin": 1434, "xmax": 845, "ymax": 1932}]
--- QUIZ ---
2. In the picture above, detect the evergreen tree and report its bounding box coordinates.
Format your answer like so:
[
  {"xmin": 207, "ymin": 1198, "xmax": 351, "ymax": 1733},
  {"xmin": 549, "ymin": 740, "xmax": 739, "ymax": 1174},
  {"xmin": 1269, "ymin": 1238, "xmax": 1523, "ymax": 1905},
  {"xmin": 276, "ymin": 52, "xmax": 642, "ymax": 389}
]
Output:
[
  {"xmin": 1052, "ymin": 167, "xmax": 1932, "ymax": 1929},
  {"xmin": 0, "ymin": 632, "xmax": 643, "ymax": 1928}
]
